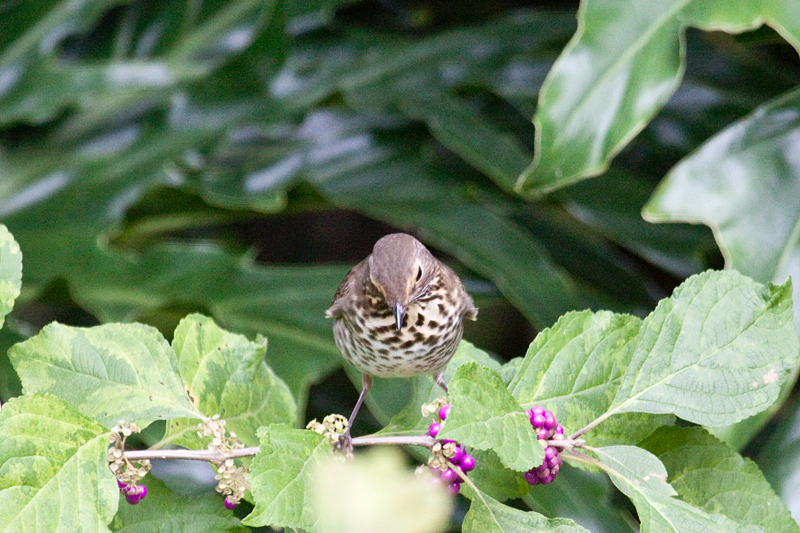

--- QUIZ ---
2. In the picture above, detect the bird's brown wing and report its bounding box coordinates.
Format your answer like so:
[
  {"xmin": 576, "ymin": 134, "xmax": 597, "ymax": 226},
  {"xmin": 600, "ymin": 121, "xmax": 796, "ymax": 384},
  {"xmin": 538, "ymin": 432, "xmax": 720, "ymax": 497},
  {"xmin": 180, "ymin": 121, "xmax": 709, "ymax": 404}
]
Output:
[{"xmin": 326, "ymin": 257, "xmax": 369, "ymax": 318}]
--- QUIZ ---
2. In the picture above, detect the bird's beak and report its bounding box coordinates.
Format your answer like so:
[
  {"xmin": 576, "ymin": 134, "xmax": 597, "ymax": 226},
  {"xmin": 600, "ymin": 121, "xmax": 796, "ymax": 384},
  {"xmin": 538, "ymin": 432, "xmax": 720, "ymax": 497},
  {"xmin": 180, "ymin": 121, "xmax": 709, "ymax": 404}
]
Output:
[{"xmin": 394, "ymin": 302, "xmax": 406, "ymax": 331}]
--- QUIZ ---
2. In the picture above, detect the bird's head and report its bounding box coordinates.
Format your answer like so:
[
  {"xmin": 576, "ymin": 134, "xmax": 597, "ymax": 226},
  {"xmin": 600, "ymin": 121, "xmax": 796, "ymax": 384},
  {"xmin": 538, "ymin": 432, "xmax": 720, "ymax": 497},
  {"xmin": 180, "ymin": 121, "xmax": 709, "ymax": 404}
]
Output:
[{"xmin": 368, "ymin": 233, "xmax": 435, "ymax": 331}]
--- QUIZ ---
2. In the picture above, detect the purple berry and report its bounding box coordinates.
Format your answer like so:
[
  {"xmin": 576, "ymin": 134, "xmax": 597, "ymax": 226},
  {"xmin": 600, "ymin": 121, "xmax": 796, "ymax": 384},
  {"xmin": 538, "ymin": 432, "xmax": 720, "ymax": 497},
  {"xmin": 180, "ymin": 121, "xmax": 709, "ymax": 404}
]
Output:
[
  {"xmin": 460, "ymin": 454, "xmax": 476, "ymax": 472},
  {"xmin": 548, "ymin": 455, "xmax": 563, "ymax": 469},
  {"xmin": 428, "ymin": 423, "xmax": 441, "ymax": 438},
  {"xmin": 531, "ymin": 406, "xmax": 545, "ymax": 417},
  {"xmin": 555, "ymin": 424, "xmax": 564, "ymax": 435},
  {"xmin": 451, "ymin": 445, "xmax": 464, "ymax": 465},
  {"xmin": 446, "ymin": 482, "xmax": 462, "ymax": 495},
  {"xmin": 544, "ymin": 446, "xmax": 558, "ymax": 461},
  {"xmin": 224, "ymin": 497, "xmax": 238, "ymax": 510},
  {"xmin": 124, "ymin": 485, "xmax": 147, "ymax": 505},
  {"xmin": 441, "ymin": 439, "xmax": 455, "ymax": 445},
  {"xmin": 438, "ymin": 405, "xmax": 451, "ymax": 421},
  {"xmin": 524, "ymin": 470, "xmax": 540, "ymax": 485},
  {"xmin": 441, "ymin": 468, "xmax": 459, "ymax": 483},
  {"xmin": 430, "ymin": 476, "xmax": 443, "ymax": 485},
  {"xmin": 540, "ymin": 473, "xmax": 555, "ymax": 485},
  {"xmin": 537, "ymin": 428, "xmax": 550, "ymax": 440},
  {"xmin": 531, "ymin": 414, "xmax": 546, "ymax": 428},
  {"xmin": 118, "ymin": 480, "xmax": 128, "ymax": 491},
  {"xmin": 543, "ymin": 412, "xmax": 557, "ymax": 430}
]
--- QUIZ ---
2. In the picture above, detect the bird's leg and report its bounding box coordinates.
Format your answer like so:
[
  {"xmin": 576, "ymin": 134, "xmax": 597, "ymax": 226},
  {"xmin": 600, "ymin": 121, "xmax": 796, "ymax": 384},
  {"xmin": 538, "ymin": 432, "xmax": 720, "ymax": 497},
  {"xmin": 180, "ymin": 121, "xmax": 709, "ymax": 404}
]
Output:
[
  {"xmin": 337, "ymin": 374, "xmax": 373, "ymax": 455},
  {"xmin": 434, "ymin": 372, "xmax": 448, "ymax": 393},
  {"xmin": 348, "ymin": 373, "xmax": 373, "ymax": 429}
]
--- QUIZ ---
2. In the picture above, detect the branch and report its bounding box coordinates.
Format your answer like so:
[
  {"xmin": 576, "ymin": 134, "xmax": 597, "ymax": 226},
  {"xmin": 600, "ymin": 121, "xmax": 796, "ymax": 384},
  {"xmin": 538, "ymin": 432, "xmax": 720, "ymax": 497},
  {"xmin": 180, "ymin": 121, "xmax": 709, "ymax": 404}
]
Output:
[{"xmin": 122, "ymin": 435, "xmax": 437, "ymax": 463}]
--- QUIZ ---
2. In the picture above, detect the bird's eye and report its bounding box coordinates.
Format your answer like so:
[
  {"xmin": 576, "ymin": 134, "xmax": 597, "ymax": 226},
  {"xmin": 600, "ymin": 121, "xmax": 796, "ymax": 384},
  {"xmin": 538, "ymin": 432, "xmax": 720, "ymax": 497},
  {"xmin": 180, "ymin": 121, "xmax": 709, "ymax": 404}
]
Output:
[{"xmin": 415, "ymin": 266, "xmax": 423, "ymax": 282}]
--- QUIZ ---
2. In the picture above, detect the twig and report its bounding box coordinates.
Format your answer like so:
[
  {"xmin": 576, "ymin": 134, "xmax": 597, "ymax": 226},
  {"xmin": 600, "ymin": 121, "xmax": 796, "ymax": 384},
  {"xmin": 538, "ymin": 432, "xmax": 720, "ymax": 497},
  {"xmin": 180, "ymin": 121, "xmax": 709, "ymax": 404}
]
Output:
[{"xmin": 122, "ymin": 435, "xmax": 437, "ymax": 463}]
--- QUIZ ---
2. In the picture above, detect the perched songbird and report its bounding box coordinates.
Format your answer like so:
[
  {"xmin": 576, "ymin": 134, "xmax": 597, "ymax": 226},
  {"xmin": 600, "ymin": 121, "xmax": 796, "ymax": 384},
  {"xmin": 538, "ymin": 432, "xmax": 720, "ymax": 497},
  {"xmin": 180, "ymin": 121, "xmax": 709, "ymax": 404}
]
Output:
[{"xmin": 326, "ymin": 233, "xmax": 478, "ymax": 440}]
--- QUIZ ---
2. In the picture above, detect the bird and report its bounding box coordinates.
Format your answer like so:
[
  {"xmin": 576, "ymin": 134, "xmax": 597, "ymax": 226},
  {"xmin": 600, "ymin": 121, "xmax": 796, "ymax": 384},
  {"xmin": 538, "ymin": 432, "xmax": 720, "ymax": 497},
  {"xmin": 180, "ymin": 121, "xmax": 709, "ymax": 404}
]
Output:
[{"xmin": 326, "ymin": 233, "xmax": 478, "ymax": 447}]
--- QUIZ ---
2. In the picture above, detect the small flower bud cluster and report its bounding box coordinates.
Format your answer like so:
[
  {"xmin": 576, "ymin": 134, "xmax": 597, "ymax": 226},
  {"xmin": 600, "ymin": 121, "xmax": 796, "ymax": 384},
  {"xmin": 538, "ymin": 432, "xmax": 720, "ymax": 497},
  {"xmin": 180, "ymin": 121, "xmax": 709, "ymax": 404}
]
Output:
[
  {"xmin": 307, "ymin": 414, "xmax": 352, "ymax": 460},
  {"xmin": 306, "ymin": 414, "xmax": 349, "ymax": 445},
  {"xmin": 524, "ymin": 406, "xmax": 564, "ymax": 485},
  {"xmin": 418, "ymin": 400, "xmax": 476, "ymax": 495},
  {"xmin": 197, "ymin": 415, "xmax": 247, "ymax": 509},
  {"xmin": 108, "ymin": 420, "xmax": 151, "ymax": 505}
]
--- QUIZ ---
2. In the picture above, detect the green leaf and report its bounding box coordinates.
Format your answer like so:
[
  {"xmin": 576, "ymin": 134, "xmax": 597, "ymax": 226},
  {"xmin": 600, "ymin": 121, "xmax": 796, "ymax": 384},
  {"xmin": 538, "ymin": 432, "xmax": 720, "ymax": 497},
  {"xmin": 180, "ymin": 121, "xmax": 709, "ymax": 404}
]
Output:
[
  {"xmin": 110, "ymin": 476, "xmax": 247, "ymax": 533},
  {"xmin": 558, "ymin": 172, "xmax": 716, "ymax": 279},
  {"xmin": 463, "ymin": 489, "xmax": 590, "ymax": 533},
  {"xmin": 609, "ymin": 270, "xmax": 797, "ymax": 426},
  {"xmin": 0, "ymin": 0, "xmax": 281, "ymax": 125},
  {"xmin": 467, "ymin": 448, "xmax": 531, "ymax": 503},
  {"xmin": 394, "ymin": 92, "xmax": 531, "ymax": 190},
  {"xmin": 753, "ymin": 392, "xmax": 800, "ymax": 520},
  {"xmin": 0, "ymin": 0, "xmax": 127, "ymax": 124},
  {"xmin": 643, "ymin": 86, "xmax": 800, "ymax": 329},
  {"xmin": 517, "ymin": 0, "xmax": 800, "ymax": 196},
  {"xmin": 523, "ymin": 465, "xmax": 637, "ymax": 533},
  {"xmin": 595, "ymin": 446, "xmax": 762, "ymax": 533},
  {"xmin": 639, "ymin": 426, "xmax": 799, "ymax": 533},
  {"xmin": 312, "ymin": 448, "xmax": 451, "ymax": 533},
  {"xmin": 162, "ymin": 314, "xmax": 297, "ymax": 448},
  {"xmin": 8, "ymin": 322, "xmax": 200, "ymax": 428},
  {"xmin": 0, "ymin": 224, "xmax": 22, "ymax": 329},
  {"xmin": 243, "ymin": 425, "xmax": 333, "ymax": 530},
  {"xmin": 439, "ymin": 362, "xmax": 542, "ymax": 472},
  {"xmin": 0, "ymin": 394, "xmax": 119, "ymax": 533},
  {"xmin": 508, "ymin": 310, "xmax": 671, "ymax": 447}
]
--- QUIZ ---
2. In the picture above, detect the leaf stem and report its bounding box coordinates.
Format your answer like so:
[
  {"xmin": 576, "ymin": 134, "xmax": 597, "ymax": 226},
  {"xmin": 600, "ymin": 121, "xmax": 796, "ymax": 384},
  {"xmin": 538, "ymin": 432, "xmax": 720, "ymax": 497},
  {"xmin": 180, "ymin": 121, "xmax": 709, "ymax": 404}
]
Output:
[{"xmin": 569, "ymin": 411, "xmax": 613, "ymax": 440}]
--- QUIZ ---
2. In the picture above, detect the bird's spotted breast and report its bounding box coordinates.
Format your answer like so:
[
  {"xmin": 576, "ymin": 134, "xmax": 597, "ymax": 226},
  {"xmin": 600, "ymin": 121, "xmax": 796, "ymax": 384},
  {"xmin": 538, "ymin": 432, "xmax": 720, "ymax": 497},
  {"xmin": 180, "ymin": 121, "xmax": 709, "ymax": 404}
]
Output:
[{"xmin": 333, "ymin": 293, "xmax": 464, "ymax": 377}]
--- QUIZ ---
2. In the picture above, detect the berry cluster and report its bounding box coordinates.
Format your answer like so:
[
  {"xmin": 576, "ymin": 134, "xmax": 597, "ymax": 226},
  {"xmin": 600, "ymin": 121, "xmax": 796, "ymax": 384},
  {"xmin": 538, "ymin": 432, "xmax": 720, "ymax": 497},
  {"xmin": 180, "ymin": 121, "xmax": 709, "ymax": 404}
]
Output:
[
  {"xmin": 119, "ymin": 480, "xmax": 148, "ymax": 505},
  {"xmin": 524, "ymin": 406, "xmax": 564, "ymax": 486},
  {"xmin": 107, "ymin": 420, "xmax": 151, "ymax": 505},
  {"xmin": 419, "ymin": 401, "xmax": 476, "ymax": 495}
]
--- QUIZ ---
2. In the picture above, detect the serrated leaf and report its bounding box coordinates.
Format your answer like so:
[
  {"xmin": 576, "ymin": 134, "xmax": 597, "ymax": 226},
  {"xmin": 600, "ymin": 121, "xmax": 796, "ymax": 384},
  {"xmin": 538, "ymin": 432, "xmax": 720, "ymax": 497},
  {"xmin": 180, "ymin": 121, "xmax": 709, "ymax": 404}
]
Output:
[
  {"xmin": 609, "ymin": 270, "xmax": 798, "ymax": 426},
  {"xmin": 523, "ymin": 464, "xmax": 636, "ymax": 533},
  {"xmin": 243, "ymin": 425, "xmax": 333, "ymax": 530},
  {"xmin": 508, "ymin": 310, "xmax": 671, "ymax": 446},
  {"xmin": 0, "ymin": 224, "xmax": 22, "ymax": 328},
  {"xmin": 640, "ymin": 426, "xmax": 799, "ymax": 533},
  {"xmin": 440, "ymin": 362, "xmax": 541, "ymax": 472},
  {"xmin": 595, "ymin": 446, "xmax": 763, "ymax": 533},
  {"xmin": 8, "ymin": 322, "xmax": 200, "ymax": 428},
  {"xmin": 111, "ymin": 476, "xmax": 247, "ymax": 533},
  {"xmin": 0, "ymin": 394, "xmax": 119, "ymax": 533},
  {"xmin": 517, "ymin": 0, "xmax": 800, "ymax": 196},
  {"xmin": 463, "ymin": 489, "xmax": 590, "ymax": 533},
  {"xmin": 312, "ymin": 448, "xmax": 451, "ymax": 533},
  {"xmin": 162, "ymin": 314, "xmax": 297, "ymax": 448}
]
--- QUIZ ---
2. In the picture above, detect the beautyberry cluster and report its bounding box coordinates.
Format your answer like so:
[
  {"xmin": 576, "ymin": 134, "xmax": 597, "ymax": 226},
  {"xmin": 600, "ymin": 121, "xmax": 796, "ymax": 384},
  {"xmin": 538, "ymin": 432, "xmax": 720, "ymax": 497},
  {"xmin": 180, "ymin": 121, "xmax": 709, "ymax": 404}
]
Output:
[
  {"xmin": 119, "ymin": 480, "xmax": 148, "ymax": 505},
  {"xmin": 107, "ymin": 420, "xmax": 151, "ymax": 505},
  {"xmin": 524, "ymin": 406, "xmax": 564, "ymax": 486},
  {"xmin": 418, "ymin": 400, "xmax": 476, "ymax": 495}
]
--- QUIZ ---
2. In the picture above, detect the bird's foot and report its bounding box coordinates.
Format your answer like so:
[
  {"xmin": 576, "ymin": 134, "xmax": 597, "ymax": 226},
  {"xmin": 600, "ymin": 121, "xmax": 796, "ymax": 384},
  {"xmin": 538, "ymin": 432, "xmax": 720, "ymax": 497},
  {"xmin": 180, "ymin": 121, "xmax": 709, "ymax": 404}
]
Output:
[{"xmin": 334, "ymin": 431, "xmax": 354, "ymax": 459}]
